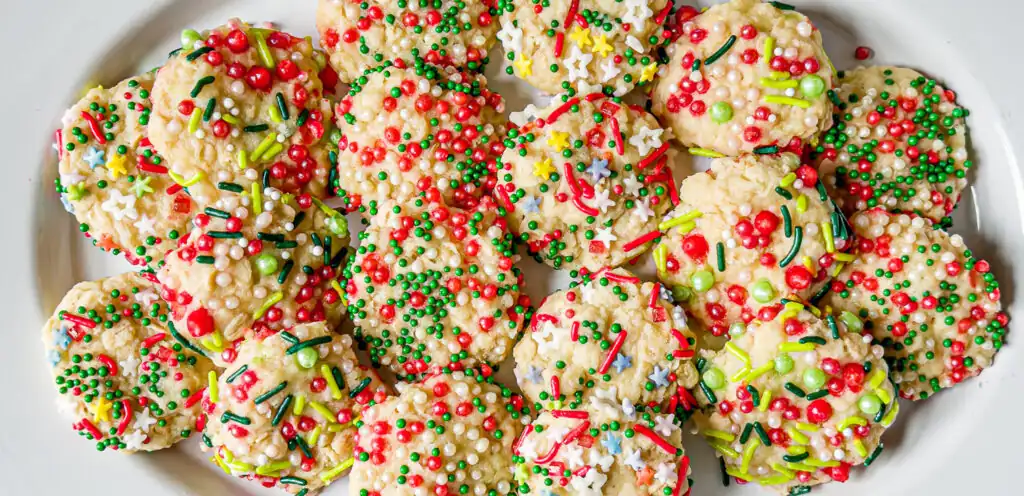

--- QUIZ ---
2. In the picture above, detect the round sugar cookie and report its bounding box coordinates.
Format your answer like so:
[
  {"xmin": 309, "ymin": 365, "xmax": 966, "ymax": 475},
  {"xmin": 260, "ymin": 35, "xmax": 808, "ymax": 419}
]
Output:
[
  {"xmin": 654, "ymin": 153, "xmax": 845, "ymax": 343},
  {"xmin": 55, "ymin": 73, "xmax": 193, "ymax": 267},
  {"xmin": 202, "ymin": 322, "xmax": 390, "ymax": 494},
  {"xmin": 495, "ymin": 93, "xmax": 678, "ymax": 271},
  {"xmin": 341, "ymin": 197, "xmax": 528, "ymax": 380},
  {"xmin": 41, "ymin": 272, "xmax": 214, "ymax": 453},
  {"xmin": 814, "ymin": 66, "xmax": 972, "ymax": 225},
  {"xmin": 651, "ymin": 0, "xmax": 834, "ymax": 156},
  {"xmin": 150, "ymin": 21, "xmax": 335, "ymax": 206},
  {"xmin": 692, "ymin": 307, "xmax": 897, "ymax": 491},
  {"xmin": 317, "ymin": 0, "xmax": 502, "ymax": 82},
  {"xmin": 333, "ymin": 64, "xmax": 507, "ymax": 213},
  {"xmin": 821, "ymin": 208, "xmax": 1007, "ymax": 400},
  {"xmin": 349, "ymin": 369, "xmax": 529, "ymax": 496},
  {"xmin": 498, "ymin": 0, "xmax": 672, "ymax": 95},
  {"xmin": 513, "ymin": 267, "xmax": 699, "ymax": 411},
  {"xmin": 512, "ymin": 400, "xmax": 692, "ymax": 496},
  {"xmin": 157, "ymin": 185, "xmax": 350, "ymax": 366}
]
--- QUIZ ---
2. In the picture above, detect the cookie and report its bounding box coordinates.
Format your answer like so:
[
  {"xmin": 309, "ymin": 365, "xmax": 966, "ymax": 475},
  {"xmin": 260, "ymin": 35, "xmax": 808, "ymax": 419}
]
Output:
[
  {"xmin": 495, "ymin": 93, "xmax": 678, "ymax": 271},
  {"xmin": 513, "ymin": 267, "xmax": 699, "ymax": 411},
  {"xmin": 54, "ymin": 73, "xmax": 193, "ymax": 267},
  {"xmin": 157, "ymin": 184, "xmax": 350, "ymax": 366},
  {"xmin": 150, "ymin": 21, "xmax": 335, "ymax": 206},
  {"xmin": 202, "ymin": 322, "xmax": 389, "ymax": 494},
  {"xmin": 350, "ymin": 369, "xmax": 529, "ymax": 496},
  {"xmin": 653, "ymin": 153, "xmax": 846, "ymax": 342},
  {"xmin": 317, "ymin": 0, "xmax": 502, "ymax": 82},
  {"xmin": 813, "ymin": 66, "xmax": 971, "ymax": 225},
  {"xmin": 692, "ymin": 306, "xmax": 897, "ymax": 491},
  {"xmin": 821, "ymin": 209, "xmax": 1007, "ymax": 400},
  {"xmin": 41, "ymin": 272, "xmax": 213, "ymax": 453},
  {"xmin": 333, "ymin": 64, "xmax": 507, "ymax": 213},
  {"xmin": 341, "ymin": 197, "xmax": 528, "ymax": 379},
  {"xmin": 498, "ymin": 0, "xmax": 672, "ymax": 95},
  {"xmin": 512, "ymin": 400, "xmax": 692, "ymax": 496},
  {"xmin": 651, "ymin": 0, "xmax": 834, "ymax": 156}
]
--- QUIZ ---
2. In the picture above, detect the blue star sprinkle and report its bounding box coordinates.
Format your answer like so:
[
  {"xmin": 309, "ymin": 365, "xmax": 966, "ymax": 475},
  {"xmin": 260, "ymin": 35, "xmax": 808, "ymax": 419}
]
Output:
[
  {"xmin": 601, "ymin": 433, "xmax": 622, "ymax": 455},
  {"xmin": 612, "ymin": 353, "xmax": 632, "ymax": 373},
  {"xmin": 82, "ymin": 146, "xmax": 106, "ymax": 168},
  {"xmin": 648, "ymin": 365, "xmax": 671, "ymax": 388},
  {"xmin": 586, "ymin": 157, "xmax": 611, "ymax": 182},
  {"xmin": 521, "ymin": 195, "xmax": 541, "ymax": 214}
]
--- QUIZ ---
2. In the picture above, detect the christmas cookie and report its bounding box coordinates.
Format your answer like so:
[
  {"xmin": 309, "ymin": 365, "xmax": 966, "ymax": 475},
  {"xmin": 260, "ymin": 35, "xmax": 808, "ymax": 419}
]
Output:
[
  {"xmin": 41, "ymin": 272, "xmax": 214, "ymax": 453},
  {"xmin": 498, "ymin": 0, "xmax": 672, "ymax": 95},
  {"xmin": 349, "ymin": 369, "xmax": 529, "ymax": 496},
  {"xmin": 651, "ymin": 0, "xmax": 834, "ymax": 156},
  {"xmin": 653, "ymin": 153, "xmax": 846, "ymax": 342},
  {"xmin": 821, "ymin": 209, "xmax": 1007, "ymax": 400},
  {"xmin": 202, "ymin": 322, "xmax": 389, "ymax": 494},
  {"xmin": 341, "ymin": 197, "xmax": 528, "ymax": 380},
  {"xmin": 333, "ymin": 64, "xmax": 506, "ymax": 213},
  {"xmin": 54, "ymin": 73, "xmax": 193, "ymax": 267},
  {"xmin": 513, "ymin": 267, "xmax": 699, "ymax": 411},
  {"xmin": 512, "ymin": 400, "xmax": 692, "ymax": 496},
  {"xmin": 692, "ymin": 306, "xmax": 897, "ymax": 491},
  {"xmin": 150, "ymin": 21, "xmax": 334, "ymax": 206},
  {"xmin": 316, "ymin": 0, "xmax": 502, "ymax": 82},
  {"xmin": 814, "ymin": 66, "xmax": 971, "ymax": 225},
  {"xmin": 495, "ymin": 92, "xmax": 679, "ymax": 271},
  {"xmin": 157, "ymin": 184, "xmax": 350, "ymax": 366}
]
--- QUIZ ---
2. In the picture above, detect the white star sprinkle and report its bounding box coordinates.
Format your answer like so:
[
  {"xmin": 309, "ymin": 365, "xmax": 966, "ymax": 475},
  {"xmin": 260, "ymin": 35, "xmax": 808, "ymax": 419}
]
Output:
[
  {"xmin": 590, "ymin": 188, "xmax": 615, "ymax": 213},
  {"xmin": 133, "ymin": 215, "xmax": 156, "ymax": 235},
  {"xmin": 599, "ymin": 58, "xmax": 620, "ymax": 83},
  {"xmin": 564, "ymin": 46, "xmax": 593, "ymax": 82},
  {"xmin": 655, "ymin": 462, "xmax": 678, "ymax": 484},
  {"xmin": 563, "ymin": 444, "xmax": 585, "ymax": 468},
  {"xmin": 632, "ymin": 197, "xmax": 654, "ymax": 222},
  {"xmin": 624, "ymin": 448, "xmax": 646, "ymax": 471},
  {"xmin": 622, "ymin": 175, "xmax": 642, "ymax": 196},
  {"xmin": 118, "ymin": 355, "xmax": 140, "ymax": 378},
  {"xmin": 101, "ymin": 189, "xmax": 139, "ymax": 221},
  {"xmin": 623, "ymin": 0, "xmax": 654, "ymax": 28},
  {"xmin": 653, "ymin": 414, "xmax": 678, "ymax": 437},
  {"xmin": 518, "ymin": 435, "xmax": 539, "ymax": 460},
  {"xmin": 133, "ymin": 408, "xmax": 157, "ymax": 432},
  {"xmin": 122, "ymin": 430, "xmax": 147, "ymax": 451},
  {"xmin": 497, "ymin": 21, "xmax": 523, "ymax": 54},
  {"xmin": 532, "ymin": 322, "xmax": 568, "ymax": 354},
  {"xmin": 629, "ymin": 126, "xmax": 664, "ymax": 156},
  {"xmin": 588, "ymin": 449, "xmax": 615, "ymax": 472},
  {"xmin": 135, "ymin": 290, "xmax": 159, "ymax": 307},
  {"xmin": 594, "ymin": 227, "xmax": 617, "ymax": 249}
]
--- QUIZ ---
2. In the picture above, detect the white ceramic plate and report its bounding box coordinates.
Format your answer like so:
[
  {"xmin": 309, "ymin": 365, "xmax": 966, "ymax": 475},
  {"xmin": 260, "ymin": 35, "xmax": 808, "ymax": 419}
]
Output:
[{"xmin": 6, "ymin": 0, "xmax": 1024, "ymax": 494}]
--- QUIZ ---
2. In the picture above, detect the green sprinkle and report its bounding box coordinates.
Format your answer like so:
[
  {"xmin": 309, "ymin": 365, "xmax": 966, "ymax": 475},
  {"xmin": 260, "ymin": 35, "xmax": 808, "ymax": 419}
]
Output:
[
  {"xmin": 704, "ymin": 35, "xmax": 736, "ymax": 66},
  {"xmin": 225, "ymin": 365, "xmax": 248, "ymax": 384},
  {"xmin": 190, "ymin": 75, "xmax": 215, "ymax": 98},
  {"xmin": 254, "ymin": 381, "xmax": 288, "ymax": 404},
  {"xmin": 285, "ymin": 336, "xmax": 332, "ymax": 355},
  {"xmin": 185, "ymin": 46, "xmax": 214, "ymax": 62},
  {"xmin": 779, "ymin": 226, "xmax": 803, "ymax": 267}
]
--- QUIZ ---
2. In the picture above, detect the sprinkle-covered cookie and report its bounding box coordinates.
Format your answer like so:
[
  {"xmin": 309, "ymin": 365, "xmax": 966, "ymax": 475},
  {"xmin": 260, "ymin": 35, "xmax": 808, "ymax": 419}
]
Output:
[
  {"xmin": 512, "ymin": 400, "xmax": 692, "ymax": 496},
  {"xmin": 813, "ymin": 66, "xmax": 972, "ymax": 225},
  {"xmin": 653, "ymin": 153, "xmax": 846, "ymax": 342},
  {"xmin": 495, "ymin": 93, "xmax": 678, "ymax": 271},
  {"xmin": 150, "ymin": 21, "xmax": 335, "ymax": 206},
  {"xmin": 498, "ymin": 0, "xmax": 672, "ymax": 95},
  {"xmin": 317, "ymin": 0, "xmax": 503, "ymax": 82},
  {"xmin": 651, "ymin": 0, "xmax": 834, "ymax": 156},
  {"xmin": 350, "ymin": 369, "xmax": 529, "ymax": 496},
  {"xmin": 341, "ymin": 197, "xmax": 528, "ymax": 380},
  {"xmin": 202, "ymin": 322, "xmax": 389, "ymax": 494},
  {"xmin": 41, "ymin": 272, "xmax": 214, "ymax": 453},
  {"xmin": 821, "ymin": 209, "xmax": 1007, "ymax": 400},
  {"xmin": 692, "ymin": 307, "xmax": 897, "ymax": 491},
  {"xmin": 334, "ymin": 64, "xmax": 507, "ymax": 213},
  {"xmin": 157, "ymin": 185, "xmax": 350, "ymax": 366},
  {"xmin": 55, "ymin": 73, "xmax": 193, "ymax": 267},
  {"xmin": 514, "ymin": 267, "xmax": 699, "ymax": 411}
]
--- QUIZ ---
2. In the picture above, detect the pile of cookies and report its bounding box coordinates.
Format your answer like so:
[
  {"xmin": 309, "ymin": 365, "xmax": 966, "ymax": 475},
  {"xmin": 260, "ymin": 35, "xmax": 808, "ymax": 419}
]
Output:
[{"xmin": 42, "ymin": 1, "xmax": 1007, "ymax": 495}]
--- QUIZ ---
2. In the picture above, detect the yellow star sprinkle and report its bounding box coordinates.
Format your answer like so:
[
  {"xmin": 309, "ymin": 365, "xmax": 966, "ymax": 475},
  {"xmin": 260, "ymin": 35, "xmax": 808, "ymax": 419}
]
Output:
[
  {"xmin": 546, "ymin": 131, "xmax": 570, "ymax": 152},
  {"xmin": 105, "ymin": 153, "xmax": 128, "ymax": 180},
  {"xmin": 569, "ymin": 26, "xmax": 592, "ymax": 48},
  {"xmin": 639, "ymin": 62, "xmax": 659, "ymax": 83},
  {"xmin": 513, "ymin": 55, "xmax": 533, "ymax": 77},
  {"xmin": 591, "ymin": 34, "xmax": 614, "ymax": 57},
  {"xmin": 92, "ymin": 397, "xmax": 112, "ymax": 424},
  {"xmin": 533, "ymin": 158, "xmax": 555, "ymax": 179}
]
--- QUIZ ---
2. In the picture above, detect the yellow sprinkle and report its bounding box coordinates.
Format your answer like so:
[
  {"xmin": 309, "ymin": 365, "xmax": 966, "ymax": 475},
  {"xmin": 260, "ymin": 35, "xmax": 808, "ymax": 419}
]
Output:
[
  {"xmin": 208, "ymin": 371, "xmax": 219, "ymax": 403},
  {"xmin": 253, "ymin": 30, "xmax": 276, "ymax": 69},
  {"xmin": 327, "ymin": 424, "xmax": 342, "ymax": 433},
  {"xmin": 639, "ymin": 62, "xmax": 659, "ymax": 83},
  {"xmin": 764, "ymin": 95, "xmax": 813, "ymax": 108},
  {"xmin": 250, "ymin": 182, "xmax": 263, "ymax": 215},
  {"xmin": 726, "ymin": 342, "xmax": 751, "ymax": 364},
  {"xmin": 200, "ymin": 331, "xmax": 225, "ymax": 352},
  {"xmin": 770, "ymin": 71, "xmax": 792, "ymax": 80},
  {"xmin": 310, "ymin": 197, "xmax": 339, "ymax": 218},
  {"xmin": 237, "ymin": 148, "xmax": 249, "ymax": 170},
  {"xmin": 758, "ymin": 389, "xmax": 773, "ymax": 412},
  {"xmin": 740, "ymin": 438, "xmax": 761, "ymax": 474},
  {"xmin": 834, "ymin": 252, "xmax": 855, "ymax": 262},
  {"xmin": 250, "ymin": 132, "xmax": 278, "ymax": 162},
  {"xmin": 867, "ymin": 369, "xmax": 887, "ymax": 390},
  {"xmin": 256, "ymin": 461, "xmax": 292, "ymax": 476},
  {"xmin": 309, "ymin": 401, "xmax": 337, "ymax": 423},
  {"xmin": 513, "ymin": 55, "xmax": 533, "ymax": 77},
  {"xmin": 188, "ymin": 108, "xmax": 202, "ymax": 134},
  {"xmin": 725, "ymin": 467, "xmax": 754, "ymax": 482},
  {"xmin": 320, "ymin": 457, "xmax": 355, "ymax": 483},
  {"xmin": 292, "ymin": 394, "xmax": 306, "ymax": 416},
  {"xmin": 831, "ymin": 262, "xmax": 846, "ymax": 278},
  {"xmin": 759, "ymin": 474, "xmax": 794, "ymax": 485},
  {"xmin": 780, "ymin": 172, "xmax": 797, "ymax": 188},
  {"xmin": 787, "ymin": 428, "xmax": 809, "ymax": 445},
  {"xmin": 853, "ymin": 438, "xmax": 868, "ymax": 458},
  {"xmin": 92, "ymin": 397, "xmax": 112, "ymax": 423},
  {"xmin": 778, "ymin": 342, "xmax": 815, "ymax": 353},
  {"xmin": 252, "ymin": 291, "xmax": 283, "ymax": 320},
  {"xmin": 803, "ymin": 457, "xmax": 840, "ymax": 468},
  {"xmin": 653, "ymin": 244, "xmax": 668, "ymax": 274},
  {"xmin": 795, "ymin": 422, "xmax": 820, "ymax": 432},
  {"xmin": 881, "ymin": 400, "xmax": 899, "ymax": 427},
  {"xmin": 875, "ymin": 387, "xmax": 892, "ymax": 405},
  {"xmin": 659, "ymin": 210, "xmax": 703, "ymax": 231},
  {"xmin": 308, "ymin": 425, "xmax": 322, "ymax": 447},
  {"xmin": 701, "ymin": 430, "xmax": 736, "ymax": 442},
  {"xmin": 212, "ymin": 455, "xmax": 231, "ymax": 474},
  {"xmin": 710, "ymin": 441, "xmax": 740, "ymax": 459},
  {"xmin": 321, "ymin": 364, "xmax": 343, "ymax": 400},
  {"xmin": 746, "ymin": 362, "xmax": 775, "ymax": 384},
  {"xmin": 770, "ymin": 463, "xmax": 795, "ymax": 478},
  {"xmin": 760, "ymin": 77, "xmax": 799, "ymax": 89},
  {"xmin": 796, "ymin": 194, "xmax": 808, "ymax": 213},
  {"xmin": 785, "ymin": 462, "xmax": 818, "ymax": 473},
  {"xmin": 222, "ymin": 114, "xmax": 240, "ymax": 125},
  {"xmin": 730, "ymin": 366, "xmax": 752, "ymax": 383},
  {"xmin": 838, "ymin": 416, "xmax": 867, "ymax": 431},
  {"xmin": 260, "ymin": 142, "xmax": 285, "ymax": 162},
  {"xmin": 784, "ymin": 301, "xmax": 805, "ymax": 312},
  {"xmin": 228, "ymin": 461, "xmax": 255, "ymax": 473},
  {"xmin": 763, "ymin": 37, "xmax": 775, "ymax": 65},
  {"xmin": 677, "ymin": 221, "xmax": 697, "ymax": 234},
  {"xmin": 777, "ymin": 309, "xmax": 799, "ymax": 322},
  {"xmin": 221, "ymin": 447, "xmax": 235, "ymax": 463},
  {"xmin": 786, "ymin": 446, "xmax": 807, "ymax": 455},
  {"xmin": 269, "ymin": 105, "xmax": 283, "ymax": 124},
  {"xmin": 168, "ymin": 170, "xmax": 205, "ymax": 187},
  {"xmin": 822, "ymin": 222, "xmax": 835, "ymax": 252},
  {"xmin": 688, "ymin": 147, "xmax": 725, "ymax": 158}
]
